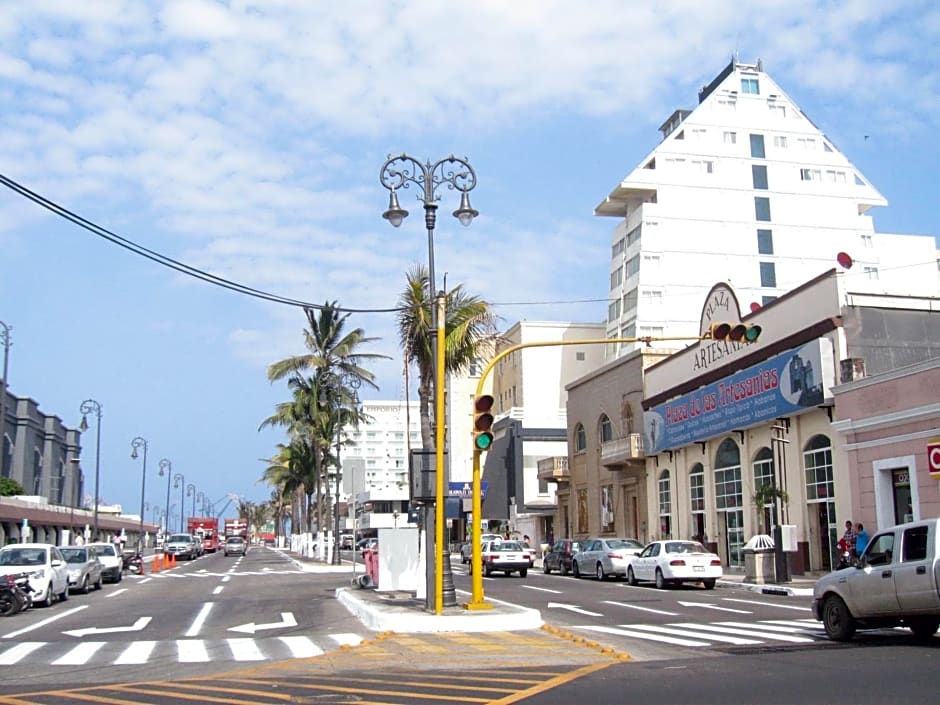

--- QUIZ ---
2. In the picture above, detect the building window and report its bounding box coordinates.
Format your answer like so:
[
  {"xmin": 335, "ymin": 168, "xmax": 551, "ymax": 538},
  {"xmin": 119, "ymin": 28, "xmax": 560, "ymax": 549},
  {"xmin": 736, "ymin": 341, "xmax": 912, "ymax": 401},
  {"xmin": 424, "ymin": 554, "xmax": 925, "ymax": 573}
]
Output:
[
  {"xmin": 741, "ymin": 77, "xmax": 760, "ymax": 94},
  {"xmin": 762, "ymin": 295, "xmax": 777, "ymax": 306},
  {"xmin": 804, "ymin": 435, "xmax": 834, "ymax": 501},
  {"xmin": 717, "ymin": 97, "xmax": 737, "ymax": 110},
  {"xmin": 643, "ymin": 158, "xmax": 656, "ymax": 169},
  {"xmin": 690, "ymin": 127, "xmax": 707, "ymax": 140},
  {"xmin": 773, "ymin": 135, "xmax": 788, "ymax": 148},
  {"xmin": 623, "ymin": 288, "xmax": 638, "ymax": 312},
  {"xmin": 601, "ymin": 485, "xmax": 615, "ymax": 532},
  {"xmin": 860, "ymin": 234, "xmax": 873, "ymax": 248},
  {"xmin": 574, "ymin": 424, "xmax": 587, "ymax": 453},
  {"xmin": 723, "ymin": 131, "xmax": 737, "ymax": 144},
  {"xmin": 610, "ymin": 266, "xmax": 622, "ymax": 289},
  {"xmin": 753, "ymin": 447, "xmax": 778, "ymax": 531},
  {"xmin": 626, "ymin": 225, "xmax": 642, "ymax": 247},
  {"xmin": 757, "ymin": 229, "xmax": 774, "ymax": 255},
  {"xmin": 826, "ymin": 170, "xmax": 846, "ymax": 183},
  {"xmin": 752, "ymin": 165, "xmax": 769, "ymax": 190},
  {"xmin": 797, "ymin": 137, "xmax": 816, "ymax": 150},
  {"xmin": 577, "ymin": 488, "xmax": 589, "ymax": 533},
  {"xmin": 641, "ymin": 289, "xmax": 663, "ymax": 306},
  {"xmin": 864, "ymin": 266, "xmax": 880, "ymax": 280},
  {"xmin": 692, "ymin": 159, "xmax": 714, "ymax": 174},
  {"xmin": 760, "ymin": 262, "xmax": 777, "ymax": 287},
  {"xmin": 612, "ymin": 238, "xmax": 625, "ymax": 257},
  {"xmin": 621, "ymin": 322, "xmax": 636, "ymax": 339},
  {"xmin": 469, "ymin": 358, "xmax": 482, "ymax": 376},
  {"xmin": 599, "ymin": 414, "xmax": 613, "ymax": 443},
  {"xmin": 625, "ymin": 255, "xmax": 640, "ymax": 278},
  {"xmin": 608, "ymin": 299, "xmax": 621, "ymax": 323},
  {"xmin": 715, "ymin": 438, "xmax": 744, "ymax": 566},
  {"xmin": 658, "ymin": 470, "xmax": 672, "ymax": 539},
  {"xmin": 800, "ymin": 168, "xmax": 822, "ymax": 181},
  {"xmin": 689, "ymin": 463, "xmax": 706, "ymax": 542},
  {"xmin": 639, "ymin": 325, "xmax": 665, "ymax": 337},
  {"xmin": 576, "ymin": 351, "xmax": 585, "ymax": 361},
  {"xmin": 768, "ymin": 103, "xmax": 786, "ymax": 117},
  {"xmin": 749, "ymin": 134, "xmax": 765, "ymax": 158},
  {"xmin": 754, "ymin": 197, "xmax": 771, "ymax": 221}
]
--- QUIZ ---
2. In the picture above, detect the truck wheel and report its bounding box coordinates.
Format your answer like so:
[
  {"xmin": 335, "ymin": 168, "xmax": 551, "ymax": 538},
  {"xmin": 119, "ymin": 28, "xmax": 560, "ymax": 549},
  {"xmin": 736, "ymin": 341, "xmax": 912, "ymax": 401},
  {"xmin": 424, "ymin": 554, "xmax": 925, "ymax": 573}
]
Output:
[
  {"xmin": 519, "ymin": 568, "xmax": 528, "ymax": 577},
  {"xmin": 822, "ymin": 595, "xmax": 856, "ymax": 641},
  {"xmin": 703, "ymin": 579, "xmax": 716, "ymax": 590},
  {"xmin": 572, "ymin": 561, "xmax": 581, "ymax": 579},
  {"xmin": 909, "ymin": 619, "xmax": 939, "ymax": 640},
  {"xmin": 627, "ymin": 567, "xmax": 638, "ymax": 586},
  {"xmin": 542, "ymin": 561, "xmax": 551, "ymax": 574},
  {"xmin": 655, "ymin": 569, "xmax": 668, "ymax": 590}
]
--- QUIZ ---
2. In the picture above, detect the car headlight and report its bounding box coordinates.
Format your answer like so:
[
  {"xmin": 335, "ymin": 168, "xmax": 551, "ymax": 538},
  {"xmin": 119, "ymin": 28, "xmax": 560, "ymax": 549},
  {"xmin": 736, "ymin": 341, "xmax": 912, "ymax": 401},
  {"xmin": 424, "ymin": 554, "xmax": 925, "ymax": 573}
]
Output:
[
  {"xmin": 68, "ymin": 569, "xmax": 80, "ymax": 580},
  {"xmin": 30, "ymin": 568, "xmax": 46, "ymax": 580}
]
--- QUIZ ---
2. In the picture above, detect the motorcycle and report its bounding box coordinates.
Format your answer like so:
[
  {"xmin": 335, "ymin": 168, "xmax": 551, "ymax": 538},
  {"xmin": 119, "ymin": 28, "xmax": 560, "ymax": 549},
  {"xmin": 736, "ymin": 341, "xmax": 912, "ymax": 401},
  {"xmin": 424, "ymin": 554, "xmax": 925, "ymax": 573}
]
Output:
[
  {"xmin": 0, "ymin": 573, "xmax": 33, "ymax": 616},
  {"xmin": 835, "ymin": 538, "xmax": 854, "ymax": 570},
  {"xmin": 122, "ymin": 552, "xmax": 144, "ymax": 575}
]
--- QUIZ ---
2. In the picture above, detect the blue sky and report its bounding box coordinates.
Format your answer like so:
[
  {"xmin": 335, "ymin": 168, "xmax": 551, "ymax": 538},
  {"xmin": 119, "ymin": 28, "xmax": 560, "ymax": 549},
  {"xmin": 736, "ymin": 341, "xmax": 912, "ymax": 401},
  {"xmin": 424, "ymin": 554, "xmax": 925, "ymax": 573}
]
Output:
[{"xmin": 1, "ymin": 1, "xmax": 937, "ymax": 521}]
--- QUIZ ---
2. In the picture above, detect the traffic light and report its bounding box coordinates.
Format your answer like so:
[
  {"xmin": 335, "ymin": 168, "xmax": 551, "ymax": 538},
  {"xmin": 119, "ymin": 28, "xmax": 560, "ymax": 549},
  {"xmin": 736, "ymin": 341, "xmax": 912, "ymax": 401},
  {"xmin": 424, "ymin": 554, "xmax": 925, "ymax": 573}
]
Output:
[
  {"xmin": 708, "ymin": 322, "xmax": 761, "ymax": 343},
  {"xmin": 473, "ymin": 394, "xmax": 495, "ymax": 452}
]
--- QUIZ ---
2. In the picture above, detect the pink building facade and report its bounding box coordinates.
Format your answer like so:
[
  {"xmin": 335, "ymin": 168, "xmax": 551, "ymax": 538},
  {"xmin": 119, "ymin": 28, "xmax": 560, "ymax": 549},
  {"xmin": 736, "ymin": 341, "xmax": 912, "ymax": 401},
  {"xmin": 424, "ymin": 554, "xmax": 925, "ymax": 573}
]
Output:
[{"xmin": 832, "ymin": 357, "xmax": 940, "ymax": 533}]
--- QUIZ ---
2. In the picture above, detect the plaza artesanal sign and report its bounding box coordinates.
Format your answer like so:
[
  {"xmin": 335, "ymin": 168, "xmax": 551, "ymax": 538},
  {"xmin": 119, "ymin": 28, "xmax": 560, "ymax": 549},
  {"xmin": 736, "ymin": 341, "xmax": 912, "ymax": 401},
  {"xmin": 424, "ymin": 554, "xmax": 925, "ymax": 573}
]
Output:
[{"xmin": 643, "ymin": 339, "xmax": 834, "ymax": 454}]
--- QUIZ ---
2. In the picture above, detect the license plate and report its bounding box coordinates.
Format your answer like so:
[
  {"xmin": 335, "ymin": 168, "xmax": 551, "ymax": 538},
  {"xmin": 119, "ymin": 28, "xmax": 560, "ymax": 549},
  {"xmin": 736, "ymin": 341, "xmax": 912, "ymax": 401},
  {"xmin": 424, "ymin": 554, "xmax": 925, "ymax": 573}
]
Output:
[{"xmin": 693, "ymin": 566, "xmax": 705, "ymax": 572}]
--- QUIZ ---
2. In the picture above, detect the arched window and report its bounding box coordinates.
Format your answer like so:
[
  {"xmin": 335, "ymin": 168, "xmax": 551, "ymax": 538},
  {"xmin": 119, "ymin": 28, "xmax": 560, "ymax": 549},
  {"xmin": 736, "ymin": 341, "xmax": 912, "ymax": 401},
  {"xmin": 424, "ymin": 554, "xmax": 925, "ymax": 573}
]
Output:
[
  {"xmin": 621, "ymin": 397, "xmax": 635, "ymax": 434},
  {"xmin": 804, "ymin": 434, "xmax": 833, "ymax": 501},
  {"xmin": 599, "ymin": 414, "xmax": 613, "ymax": 443},
  {"xmin": 574, "ymin": 424, "xmax": 587, "ymax": 452},
  {"xmin": 658, "ymin": 470, "xmax": 672, "ymax": 538},
  {"xmin": 714, "ymin": 437, "xmax": 744, "ymax": 566},
  {"xmin": 753, "ymin": 447, "xmax": 777, "ymax": 532},
  {"xmin": 689, "ymin": 463, "xmax": 706, "ymax": 542}
]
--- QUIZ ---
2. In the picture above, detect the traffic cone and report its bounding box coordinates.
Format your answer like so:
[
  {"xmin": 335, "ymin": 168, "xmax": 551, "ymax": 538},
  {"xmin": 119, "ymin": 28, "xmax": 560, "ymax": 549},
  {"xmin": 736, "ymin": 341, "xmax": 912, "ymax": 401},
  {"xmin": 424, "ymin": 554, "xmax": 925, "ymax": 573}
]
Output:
[{"xmin": 151, "ymin": 554, "xmax": 161, "ymax": 573}]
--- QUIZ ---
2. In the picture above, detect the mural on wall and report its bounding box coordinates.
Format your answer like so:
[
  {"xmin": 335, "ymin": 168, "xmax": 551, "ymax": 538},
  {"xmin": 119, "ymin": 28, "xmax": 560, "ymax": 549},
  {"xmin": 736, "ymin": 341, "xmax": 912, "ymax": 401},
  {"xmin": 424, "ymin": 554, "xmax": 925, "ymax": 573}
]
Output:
[
  {"xmin": 577, "ymin": 488, "xmax": 588, "ymax": 533},
  {"xmin": 601, "ymin": 485, "xmax": 614, "ymax": 532},
  {"xmin": 644, "ymin": 339, "xmax": 834, "ymax": 454}
]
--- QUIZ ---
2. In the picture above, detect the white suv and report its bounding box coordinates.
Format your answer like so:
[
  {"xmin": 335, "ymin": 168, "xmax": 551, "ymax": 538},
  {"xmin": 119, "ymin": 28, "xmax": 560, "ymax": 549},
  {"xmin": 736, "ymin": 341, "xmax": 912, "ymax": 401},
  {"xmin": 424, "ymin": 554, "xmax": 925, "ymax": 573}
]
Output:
[{"xmin": 85, "ymin": 542, "xmax": 123, "ymax": 583}]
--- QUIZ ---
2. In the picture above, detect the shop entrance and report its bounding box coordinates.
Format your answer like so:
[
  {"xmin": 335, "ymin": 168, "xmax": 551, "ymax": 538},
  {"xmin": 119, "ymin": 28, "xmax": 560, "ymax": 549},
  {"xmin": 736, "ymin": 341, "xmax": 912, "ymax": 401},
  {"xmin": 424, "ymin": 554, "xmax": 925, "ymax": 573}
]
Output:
[
  {"xmin": 814, "ymin": 500, "xmax": 836, "ymax": 571},
  {"xmin": 892, "ymin": 469, "xmax": 913, "ymax": 524}
]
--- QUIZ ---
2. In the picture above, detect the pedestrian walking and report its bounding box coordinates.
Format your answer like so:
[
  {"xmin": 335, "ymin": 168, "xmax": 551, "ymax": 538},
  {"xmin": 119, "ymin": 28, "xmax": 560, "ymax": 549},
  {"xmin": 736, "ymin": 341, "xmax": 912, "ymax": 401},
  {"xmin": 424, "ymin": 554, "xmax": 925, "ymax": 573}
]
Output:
[
  {"xmin": 855, "ymin": 523, "xmax": 870, "ymax": 557},
  {"xmin": 842, "ymin": 520, "xmax": 857, "ymax": 556}
]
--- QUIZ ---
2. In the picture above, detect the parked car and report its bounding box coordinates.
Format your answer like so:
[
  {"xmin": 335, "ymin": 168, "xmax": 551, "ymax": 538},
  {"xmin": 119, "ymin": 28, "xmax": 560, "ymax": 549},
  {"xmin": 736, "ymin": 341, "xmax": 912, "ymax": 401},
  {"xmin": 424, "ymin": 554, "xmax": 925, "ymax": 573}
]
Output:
[
  {"xmin": 460, "ymin": 533, "xmax": 504, "ymax": 563},
  {"xmin": 812, "ymin": 518, "xmax": 940, "ymax": 642},
  {"xmin": 478, "ymin": 540, "xmax": 530, "ymax": 577},
  {"xmin": 628, "ymin": 540, "xmax": 722, "ymax": 589},
  {"xmin": 164, "ymin": 533, "xmax": 198, "ymax": 561},
  {"xmin": 542, "ymin": 539, "xmax": 583, "ymax": 575},
  {"xmin": 58, "ymin": 546, "xmax": 104, "ymax": 594},
  {"xmin": 572, "ymin": 538, "xmax": 645, "ymax": 580},
  {"xmin": 0, "ymin": 543, "xmax": 70, "ymax": 606},
  {"xmin": 85, "ymin": 542, "xmax": 123, "ymax": 583},
  {"xmin": 223, "ymin": 536, "xmax": 247, "ymax": 557}
]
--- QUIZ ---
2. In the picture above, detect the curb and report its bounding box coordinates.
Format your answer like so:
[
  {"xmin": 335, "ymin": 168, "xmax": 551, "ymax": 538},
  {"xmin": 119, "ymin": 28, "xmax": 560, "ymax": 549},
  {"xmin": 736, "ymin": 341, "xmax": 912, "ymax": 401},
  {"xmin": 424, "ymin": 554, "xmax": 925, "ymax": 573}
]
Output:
[
  {"xmin": 336, "ymin": 587, "xmax": 544, "ymax": 633},
  {"xmin": 717, "ymin": 579, "xmax": 814, "ymax": 597}
]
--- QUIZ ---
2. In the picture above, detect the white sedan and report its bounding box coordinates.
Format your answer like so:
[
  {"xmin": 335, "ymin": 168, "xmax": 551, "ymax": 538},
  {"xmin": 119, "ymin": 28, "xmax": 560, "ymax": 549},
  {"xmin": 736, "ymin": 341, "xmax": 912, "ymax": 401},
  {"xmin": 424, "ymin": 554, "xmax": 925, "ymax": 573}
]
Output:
[
  {"xmin": 627, "ymin": 540, "xmax": 722, "ymax": 590},
  {"xmin": 0, "ymin": 543, "xmax": 70, "ymax": 606}
]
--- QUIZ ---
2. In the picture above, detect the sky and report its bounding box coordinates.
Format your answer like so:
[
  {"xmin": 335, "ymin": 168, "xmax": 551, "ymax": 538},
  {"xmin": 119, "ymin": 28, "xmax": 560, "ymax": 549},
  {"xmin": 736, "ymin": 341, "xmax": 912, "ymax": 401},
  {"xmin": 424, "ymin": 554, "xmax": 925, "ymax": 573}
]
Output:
[{"xmin": 1, "ymin": 1, "xmax": 938, "ymax": 523}]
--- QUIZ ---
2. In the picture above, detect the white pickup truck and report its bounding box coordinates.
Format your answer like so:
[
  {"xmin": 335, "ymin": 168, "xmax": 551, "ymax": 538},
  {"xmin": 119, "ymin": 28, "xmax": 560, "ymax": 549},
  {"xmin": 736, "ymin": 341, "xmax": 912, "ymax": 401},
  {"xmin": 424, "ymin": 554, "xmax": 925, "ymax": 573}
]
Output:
[{"xmin": 812, "ymin": 518, "xmax": 940, "ymax": 641}]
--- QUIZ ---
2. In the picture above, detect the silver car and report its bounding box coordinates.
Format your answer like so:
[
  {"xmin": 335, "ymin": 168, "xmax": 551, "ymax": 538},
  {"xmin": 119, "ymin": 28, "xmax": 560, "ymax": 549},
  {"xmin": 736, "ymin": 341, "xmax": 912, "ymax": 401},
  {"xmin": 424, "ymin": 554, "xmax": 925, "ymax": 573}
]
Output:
[
  {"xmin": 58, "ymin": 546, "xmax": 104, "ymax": 593},
  {"xmin": 572, "ymin": 537, "xmax": 645, "ymax": 580}
]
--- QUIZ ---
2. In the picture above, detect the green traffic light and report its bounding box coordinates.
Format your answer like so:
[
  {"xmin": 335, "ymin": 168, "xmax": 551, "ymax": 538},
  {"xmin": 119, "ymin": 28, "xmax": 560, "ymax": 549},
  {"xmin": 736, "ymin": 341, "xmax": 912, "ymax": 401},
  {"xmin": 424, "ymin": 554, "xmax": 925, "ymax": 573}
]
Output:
[
  {"xmin": 744, "ymin": 325, "xmax": 761, "ymax": 342},
  {"xmin": 475, "ymin": 432, "xmax": 493, "ymax": 451}
]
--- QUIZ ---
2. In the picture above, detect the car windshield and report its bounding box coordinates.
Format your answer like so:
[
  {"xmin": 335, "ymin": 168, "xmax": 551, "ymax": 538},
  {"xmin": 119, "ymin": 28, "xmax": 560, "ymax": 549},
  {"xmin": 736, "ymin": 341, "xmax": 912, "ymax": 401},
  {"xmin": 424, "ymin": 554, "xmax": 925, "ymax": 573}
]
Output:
[
  {"xmin": 226, "ymin": 538, "xmax": 244, "ymax": 544},
  {"xmin": 60, "ymin": 548, "xmax": 89, "ymax": 563},
  {"xmin": 91, "ymin": 544, "xmax": 117, "ymax": 557},
  {"xmin": 607, "ymin": 539, "xmax": 643, "ymax": 550},
  {"xmin": 169, "ymin": 534, "xmax": 192, "ymax": 543},
  {"xmin": 0, "ymin": 548, "xmax": 47, "ymax": 566},
  {"xmin": 665, "ymin": 541, "xmax": 708, "ymax": 554},
  {"xmin": 490, "ymin": 542, "xmax": 523, "ymax": 552}
]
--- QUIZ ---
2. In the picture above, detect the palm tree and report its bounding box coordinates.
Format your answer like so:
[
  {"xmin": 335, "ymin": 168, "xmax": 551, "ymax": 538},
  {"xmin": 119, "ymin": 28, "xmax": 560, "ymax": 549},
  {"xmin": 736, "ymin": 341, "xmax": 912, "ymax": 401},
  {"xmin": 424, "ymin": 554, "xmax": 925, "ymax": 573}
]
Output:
[{"xmin": 397, "ymin": 264, "xmax": 497, "ymax": 449}]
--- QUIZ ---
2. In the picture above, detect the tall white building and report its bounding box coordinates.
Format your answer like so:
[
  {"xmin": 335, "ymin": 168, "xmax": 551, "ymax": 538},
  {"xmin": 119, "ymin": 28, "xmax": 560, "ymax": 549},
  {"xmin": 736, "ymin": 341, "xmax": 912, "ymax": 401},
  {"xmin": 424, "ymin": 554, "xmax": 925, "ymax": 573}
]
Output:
[
  {"xmin": 344, "ymin": 399, "xmax": 421, "ymax": 533},
  {"xmin": 596, "ymin": 59, "xmax": 939, "ymax": 356}
]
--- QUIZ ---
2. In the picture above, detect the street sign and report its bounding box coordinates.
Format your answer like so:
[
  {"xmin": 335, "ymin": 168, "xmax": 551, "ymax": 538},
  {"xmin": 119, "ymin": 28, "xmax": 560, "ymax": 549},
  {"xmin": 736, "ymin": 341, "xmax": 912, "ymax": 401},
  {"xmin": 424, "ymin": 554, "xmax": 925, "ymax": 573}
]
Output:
[
  {"xmin": 928, "ymin": 437, "xmax": 940, "ymax": 478},
  {"xmin": 448, "ymin": 481, "xmax": 488, "ymax": 499}
]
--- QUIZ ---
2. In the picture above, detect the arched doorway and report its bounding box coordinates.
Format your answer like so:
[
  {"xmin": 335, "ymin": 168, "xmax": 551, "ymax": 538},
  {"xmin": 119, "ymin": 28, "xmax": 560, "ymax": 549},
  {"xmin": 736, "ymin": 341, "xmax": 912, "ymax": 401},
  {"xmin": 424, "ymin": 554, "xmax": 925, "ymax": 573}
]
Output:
[
  {"xmin": 715, "ymin": 438, "xmax": 744, "ymax": 567},
  {"xmin": 803, "ymin": 434, "xmax": 835, "ymax": 571}
]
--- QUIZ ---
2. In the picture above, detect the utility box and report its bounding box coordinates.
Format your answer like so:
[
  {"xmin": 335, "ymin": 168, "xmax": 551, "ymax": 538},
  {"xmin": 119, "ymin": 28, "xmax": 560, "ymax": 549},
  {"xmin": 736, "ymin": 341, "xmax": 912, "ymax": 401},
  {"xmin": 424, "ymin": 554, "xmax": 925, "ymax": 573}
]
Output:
[
  {"xmin": 377, "ymin": 527, "xmax": 419, "ymax": 592},
  {"xmin": 779, "ymin": 525, "xmax": 798, "ymax": 552},
  {"xmin": 409, "ymin": 449, "xmax": 448, "ymax": 502}
]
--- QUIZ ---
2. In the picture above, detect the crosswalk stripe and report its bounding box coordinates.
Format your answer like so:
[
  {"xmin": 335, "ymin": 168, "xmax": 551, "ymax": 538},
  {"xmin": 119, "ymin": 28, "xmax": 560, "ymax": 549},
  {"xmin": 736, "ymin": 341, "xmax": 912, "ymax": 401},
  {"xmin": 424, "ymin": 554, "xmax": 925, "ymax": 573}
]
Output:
[
  {"xmin": 669, "ymin": 623, "xmax": 815, "ymax": 643},
  {"xmin": 329, "ymin": 633, "xmax": 363, "ymax": 646},
  {"xmin": 0, "ymin": 642, "xmax": 45, "ymax": 665},
  {"xmin": 625, "ymin": 623, "xmax": 761, "ymax": 645},
  {"xmin": 177, "ymin": 639, "xmax": 210, "ymax": 662},
  {"xmin": 279, "ymin": 636, "xmax": 323, "ymax": 658},
  {"xmin": 53, "ymin": 642, "xmax": 106, "ymax": 665},
  {"xmin": 579, "ymin": 624, "xmax": 711, "ymax": 647},
  {"xmin": 115, "ymin": 640, "xmax": 157, "ymax": 665},
  {"xmin": 227, "ymin": 638, "xmax": 265, "ymax": 661},
  {"xmin": 721, "ymin": 621, "xmax": 820, "ymax": 634},
  {"xmin": 764, "ymin": 619, "xmax": 823, "ymax": 629}
]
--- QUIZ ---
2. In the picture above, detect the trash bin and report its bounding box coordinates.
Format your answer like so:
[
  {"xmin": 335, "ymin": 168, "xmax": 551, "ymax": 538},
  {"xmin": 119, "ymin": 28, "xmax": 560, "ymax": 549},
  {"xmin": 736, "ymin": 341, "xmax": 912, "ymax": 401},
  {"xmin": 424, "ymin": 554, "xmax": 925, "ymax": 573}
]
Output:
[
  {"xmin": 364, "ymin": 547, "xmax": 379, "ymax": 589},
  {"xmin": 743, "ymin": 534, "xmax": 775, "ymax": 584}
]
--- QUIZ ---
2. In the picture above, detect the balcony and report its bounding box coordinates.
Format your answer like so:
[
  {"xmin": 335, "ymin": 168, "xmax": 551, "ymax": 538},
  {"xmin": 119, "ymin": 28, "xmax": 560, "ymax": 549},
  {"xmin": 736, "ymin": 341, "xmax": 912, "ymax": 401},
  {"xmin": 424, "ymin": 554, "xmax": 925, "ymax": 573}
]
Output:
[
  {"xmin": 600, "ymin": 433, "xmax": 645, "ymax": 467},
  {"xmin": 537, "ymin": 456, "xmax": 569, "ymax": 483}
]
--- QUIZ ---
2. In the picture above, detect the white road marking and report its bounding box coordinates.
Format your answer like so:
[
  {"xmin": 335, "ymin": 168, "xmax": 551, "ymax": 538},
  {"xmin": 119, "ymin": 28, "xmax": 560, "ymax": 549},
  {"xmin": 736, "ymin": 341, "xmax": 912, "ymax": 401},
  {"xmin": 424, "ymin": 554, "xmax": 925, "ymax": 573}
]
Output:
[
  {"xmin": 280, "ymin": 636, "xmax": 323, "ymax": 658},
  {"xmin": 177, "ymin": 639, "xmax": 210, "ymax": 662},
  {"xmin": 626, "ymin": 623, "xmax": 761, "ymax": 645},
  {"xmin": 227, "ymin": 638, "xmax": 265, "ymax": 661},
  {"xmin": 3, "ymin": 606, "xmax": 88, "ymax": 639},
  {"xmin": 329, "ymin": 633, "xmax": 363, "ymax": 646},
  {"xmin": 0, "ymin": 642, "xmax": 45, "ymax": 665},
  {"xmin": 722, "ymin": 597, "xmax": 812, "ymax": 612},
  {"xmin": 115, "ymin": 640, "xmax": 157, "ymax": 665},
  {"xmin": 603, "ymin": 600, "xmax": 680, "ymax": 616},
  {"xmin": 213, "ymin": 586, "xmax": 224, "ymax": 595},
  {"xmin": 546, "ymin": 602, "xmax": 603, "ymax": 616},
  {"xmin": 64, "ymin": 616, "xmax": 152, "ymax": 638},
  {"xmin": 579, "ymin": 624, "xmax": 711, "ymax": 647},
  {"xmin": 677, "ymin": 600, "xmax": 751, "ymax": 614},
  {"xmin": 222, "ymin": 576, "xmax": 231, "ymax": 582},
  {"xmin": 722, "ymin": 621, "xmax": 820, "ymax": 634},
  {"xmin": 764, "ymin": 619, "xmax": 824, "ymax": 629},
  {"xmin": 106, "ymin": 588, "xmax": 128, "ymax": 597},
  {"xmin": 53, "ymin": 641, "xmax": 106, "ymax": 665},
  {"xmin": 185, "ymin": 602, "xmax": 214, "ymax": 637},
  {"xmin": 521, "ymin": 585, "xmax": 563, "ymax": 594},
  {"xmin": 229, "ymin": 612, "xmax": 297, "ymax": 635},
  {"xmin": 673, "ymin": 622, "xmax": 815, "ymax": 643}
]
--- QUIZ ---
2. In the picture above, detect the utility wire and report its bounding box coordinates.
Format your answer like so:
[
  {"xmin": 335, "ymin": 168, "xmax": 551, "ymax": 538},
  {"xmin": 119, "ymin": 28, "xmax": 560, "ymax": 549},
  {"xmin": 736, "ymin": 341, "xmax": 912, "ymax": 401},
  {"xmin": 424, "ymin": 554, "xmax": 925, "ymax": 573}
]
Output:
[{"xmin": 0, "ymin": 173, "xmax": 400, "ymax": 314}]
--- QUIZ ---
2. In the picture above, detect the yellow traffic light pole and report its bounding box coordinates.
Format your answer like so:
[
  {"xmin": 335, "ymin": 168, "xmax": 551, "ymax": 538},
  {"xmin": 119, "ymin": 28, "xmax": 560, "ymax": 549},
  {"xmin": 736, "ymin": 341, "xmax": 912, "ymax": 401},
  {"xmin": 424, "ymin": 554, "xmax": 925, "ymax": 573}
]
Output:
[{"xmin": 463, "ymin": 335, "xmax": 713, "ymax": 610}]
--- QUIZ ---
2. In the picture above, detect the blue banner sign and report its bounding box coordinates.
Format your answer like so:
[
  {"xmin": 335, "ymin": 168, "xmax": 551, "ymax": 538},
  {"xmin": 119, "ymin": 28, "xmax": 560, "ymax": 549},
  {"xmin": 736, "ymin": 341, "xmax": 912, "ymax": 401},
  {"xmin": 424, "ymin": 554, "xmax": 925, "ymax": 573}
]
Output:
[
  {"xmin": 643, "ymin": 340, "xmax": 831, "ymax": 454},
  {"xmin": 448, "ymin": 481, "xmax": 488, "ymax": 499}
]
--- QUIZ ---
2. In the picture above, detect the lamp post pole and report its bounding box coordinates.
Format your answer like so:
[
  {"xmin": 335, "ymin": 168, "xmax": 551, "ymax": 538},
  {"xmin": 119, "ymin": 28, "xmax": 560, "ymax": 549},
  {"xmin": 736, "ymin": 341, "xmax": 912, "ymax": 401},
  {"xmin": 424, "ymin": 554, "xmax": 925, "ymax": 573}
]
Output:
[
  {"xmin": 380, "ymin": 154, "xmax": 478, "ymax": 614},
  {"xmin": 158, "ymin": 459, "xmax": 172, "ymax": 540},
  {"xmin": 130, "ymin": 436, "xmax": 148, "ymax": 552},
  {"xmin": 0, "ymin": 321, "xmax": 11, "ymax": 477},
  {"xmin": 174, "ymin": 473, "xmax": 185, "ymax": 532},
  {"xmin": 79, "ymin": 399, "xmax": 103, "ymax": 541},
  {"xmin": 187, "ymin": 483, "xmax": 196, "ymax": 523}
]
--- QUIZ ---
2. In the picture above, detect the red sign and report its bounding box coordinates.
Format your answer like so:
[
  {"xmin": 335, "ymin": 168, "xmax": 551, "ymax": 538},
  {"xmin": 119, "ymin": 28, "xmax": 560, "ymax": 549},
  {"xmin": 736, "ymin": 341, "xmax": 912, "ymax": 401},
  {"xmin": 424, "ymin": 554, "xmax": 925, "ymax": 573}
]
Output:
[{"xmin": 928, "ymin": 438, "xmax": 940, "ymax": 478}]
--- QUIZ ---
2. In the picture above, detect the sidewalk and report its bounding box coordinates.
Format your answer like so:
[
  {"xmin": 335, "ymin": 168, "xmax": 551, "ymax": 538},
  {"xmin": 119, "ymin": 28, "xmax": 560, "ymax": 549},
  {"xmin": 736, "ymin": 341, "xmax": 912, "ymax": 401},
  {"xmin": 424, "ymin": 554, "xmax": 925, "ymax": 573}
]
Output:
[{"xmin": 281, "ymin": 547, "xmax": 819, "ymax": 634}]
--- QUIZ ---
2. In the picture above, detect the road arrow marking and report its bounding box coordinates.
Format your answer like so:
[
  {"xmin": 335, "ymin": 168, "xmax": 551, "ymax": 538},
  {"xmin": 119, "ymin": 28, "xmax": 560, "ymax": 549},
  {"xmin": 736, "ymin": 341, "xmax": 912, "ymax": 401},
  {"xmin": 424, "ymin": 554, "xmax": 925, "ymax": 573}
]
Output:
[
  {"xmin": 722, "ymin": 597, "xmax": 811, "ymax": 612},
  {"xmin": 677, "ymin": 601, "xmax": 750, "ymax": 614},
  {"xmin": 63, "ymin": 616, "xmax": 152, "ymax": 638},
  {"xmin": 603, "ymin": 600, "xmax": 679, "ymax": 616},
  {"xmin": 3, "ymin": 606, "xmax": 88, "ymax": 639},
  {"xmin": 546, "ymin": 602, "xmax": 603, "ymax": 617},
  {"xmin": 228, "ymin": 612, "xmax": 297, "ymax": 634}
]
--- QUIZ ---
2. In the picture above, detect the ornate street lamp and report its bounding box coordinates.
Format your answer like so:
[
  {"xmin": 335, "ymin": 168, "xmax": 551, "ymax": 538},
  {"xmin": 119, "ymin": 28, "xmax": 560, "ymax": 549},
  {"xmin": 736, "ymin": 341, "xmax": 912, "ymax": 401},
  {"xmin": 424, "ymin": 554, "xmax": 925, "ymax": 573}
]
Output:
[
  {"xmin": 174, "ymin": 473, "xmax": 185, "ymax": 532},
  {"xmin": 187, "ymin": 483, "xmax": 196, "ymax": 522},
  {"xmin": 130, "ymin": 436, "xmax": 148, "ymax": 552},
  {"xmin": 380, "ymin": 154, "xmax": 478, "ymax": 613},
  {"xmin": 79, "ymin": 399, "xmax": 103, "ymax": 540},
  {"xmin": 0, "ymin": 321, "xmax": 11, "ymax": 478},
  {"xmin": 158, "ymin": 458, "xmax": 172, "ymax": 538}
]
